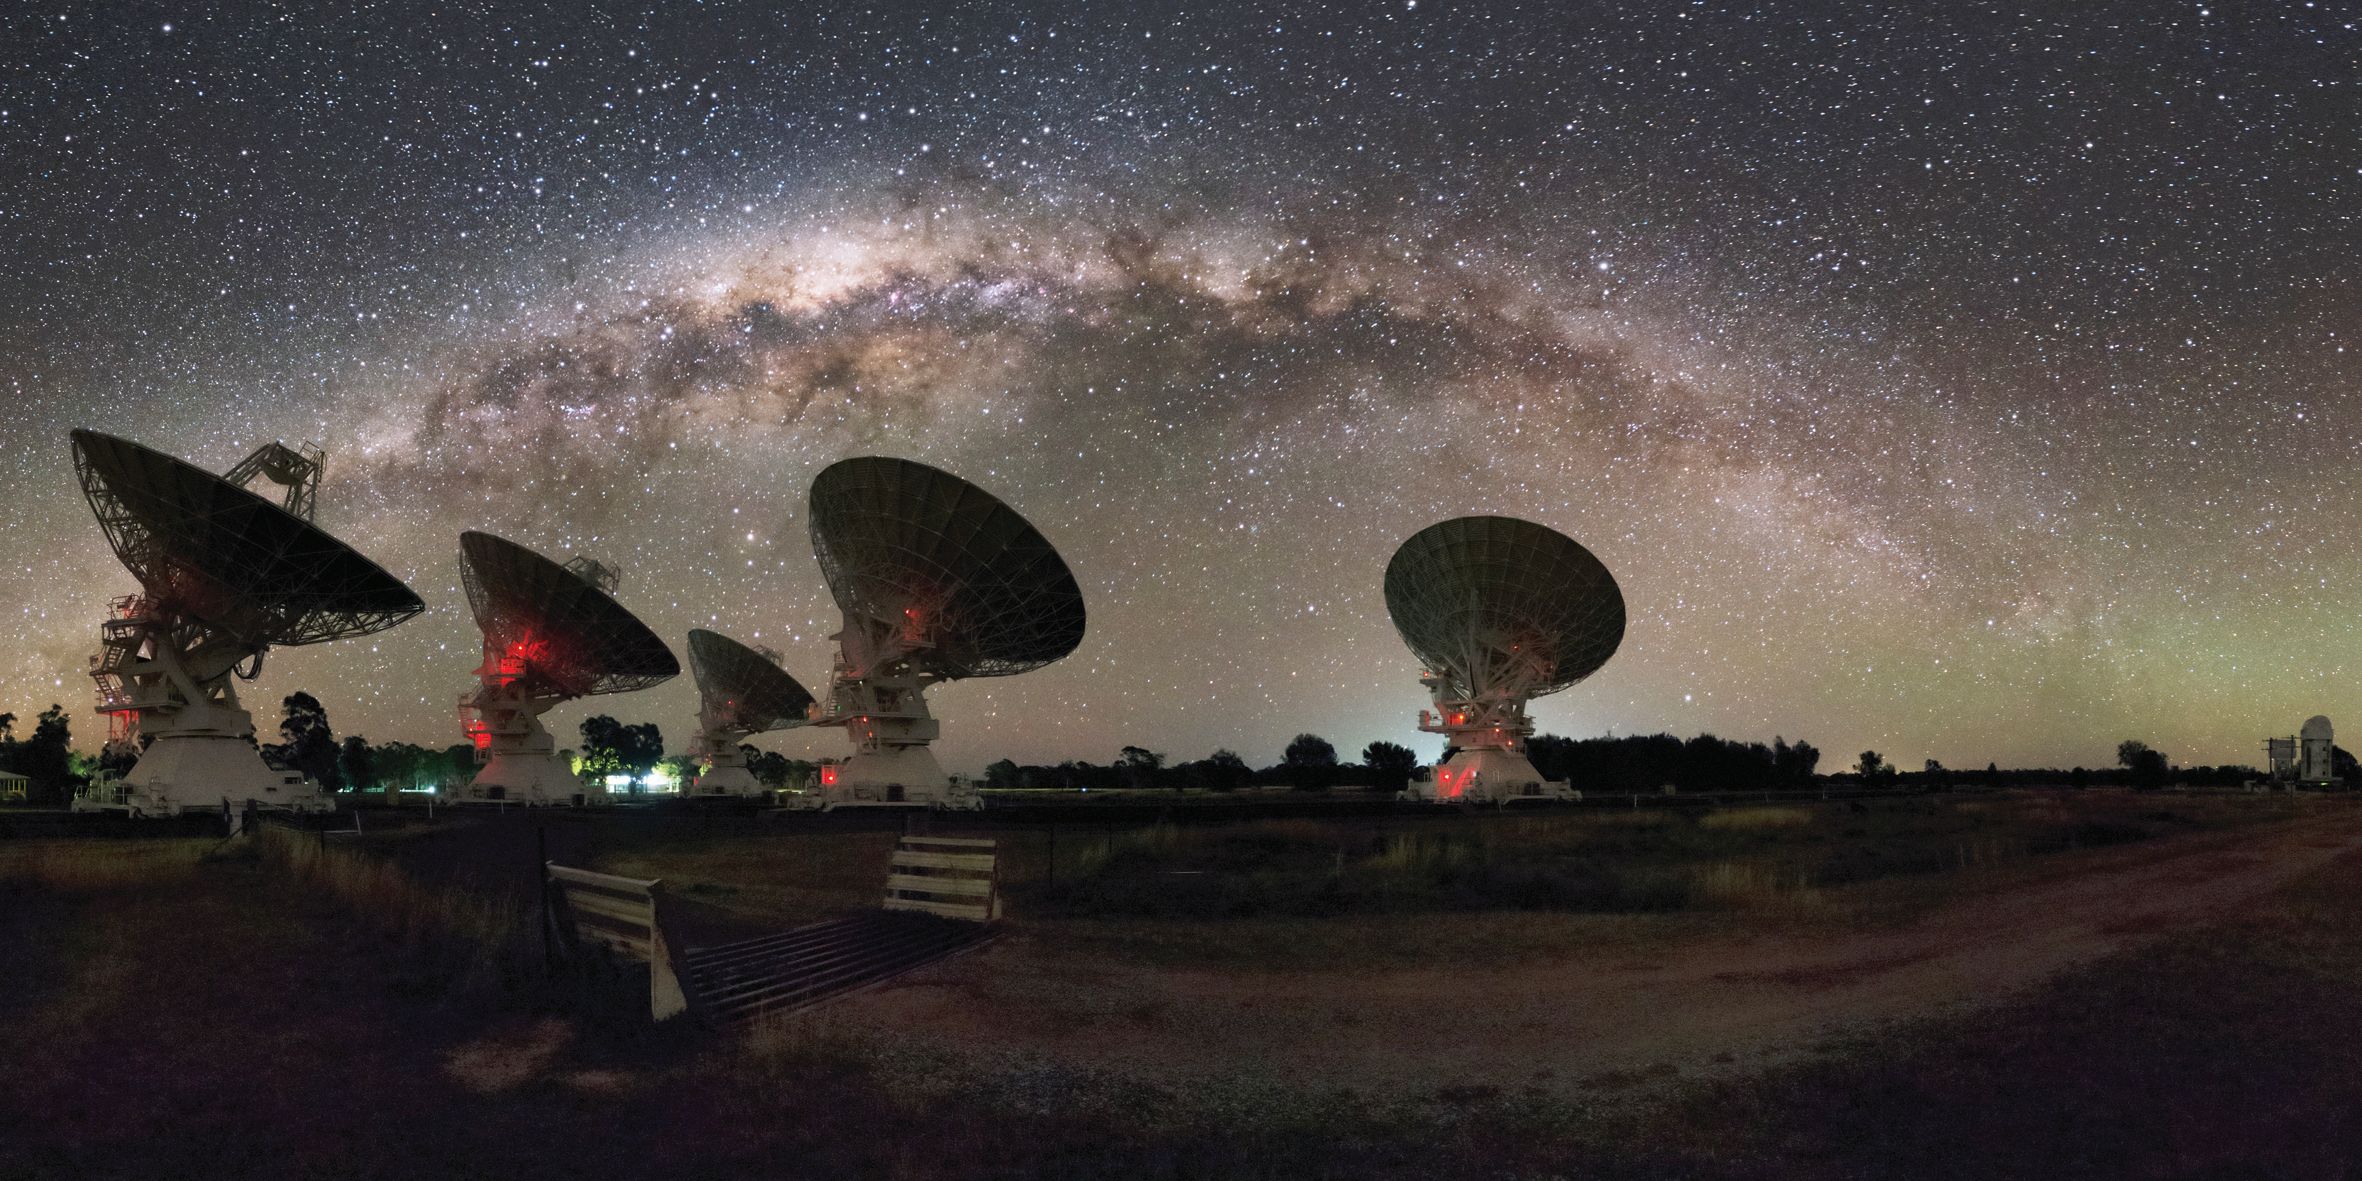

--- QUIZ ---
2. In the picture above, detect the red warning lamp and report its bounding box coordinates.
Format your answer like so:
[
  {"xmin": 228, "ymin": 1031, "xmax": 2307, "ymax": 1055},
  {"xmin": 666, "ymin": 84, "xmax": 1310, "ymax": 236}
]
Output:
[{"xmin": 820, "ymin": 765, "xmax": 839, "ymax": 787}]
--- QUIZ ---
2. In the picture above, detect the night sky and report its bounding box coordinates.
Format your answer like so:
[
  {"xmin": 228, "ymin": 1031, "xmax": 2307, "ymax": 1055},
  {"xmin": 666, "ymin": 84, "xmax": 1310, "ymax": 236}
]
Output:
[{"xmin": 1, "ymin": 1, "xmax": 2354, "ymax": 774}]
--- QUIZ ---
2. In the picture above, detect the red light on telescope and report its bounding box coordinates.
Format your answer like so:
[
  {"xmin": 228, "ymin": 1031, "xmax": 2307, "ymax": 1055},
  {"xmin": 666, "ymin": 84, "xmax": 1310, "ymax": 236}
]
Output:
[{"xmin": 820, "ymin": 765, "xmax": 839, "ymax": 786}]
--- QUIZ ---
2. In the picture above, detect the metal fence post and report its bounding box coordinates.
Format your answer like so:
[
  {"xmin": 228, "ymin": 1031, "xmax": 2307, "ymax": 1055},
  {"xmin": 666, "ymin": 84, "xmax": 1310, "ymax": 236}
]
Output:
[{"xmin": 536, "ymin": 826, "xmax": 555, "ymax": 969}]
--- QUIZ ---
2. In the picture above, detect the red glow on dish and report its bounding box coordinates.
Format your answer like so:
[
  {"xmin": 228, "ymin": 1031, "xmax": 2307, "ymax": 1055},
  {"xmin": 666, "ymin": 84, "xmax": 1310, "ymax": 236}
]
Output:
[{"xmin": 488, "ymin": 636, "xmax": 549, "ymax": 685}]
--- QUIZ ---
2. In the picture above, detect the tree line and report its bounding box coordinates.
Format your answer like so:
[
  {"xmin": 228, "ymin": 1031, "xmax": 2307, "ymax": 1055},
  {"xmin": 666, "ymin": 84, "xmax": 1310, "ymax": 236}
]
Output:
[
  {"xmin": 981, "ymin": 732, "xmax": 1828, "ymax": 795},
  {"xmin": 8, "ymin": 687, "xmax": 2347, "ymax": 804},
  {"xmin": 265, "ymin": 705, "xmax": 823, "ymax": 794},
  {"xmin": 0, "ymin": 706, "xmax": 81, "ymax": 805}
]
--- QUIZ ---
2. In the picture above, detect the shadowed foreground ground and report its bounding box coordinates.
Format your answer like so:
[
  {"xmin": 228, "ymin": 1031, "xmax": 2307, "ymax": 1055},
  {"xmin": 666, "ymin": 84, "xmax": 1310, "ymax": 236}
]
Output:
[
  {"xmin": 7, "ymin": 810, "xmax": 2362, "ymax": 1179},
  {"xmin": 833, "ymin": 811, "xmax": 2362, "ymax": 1097}
]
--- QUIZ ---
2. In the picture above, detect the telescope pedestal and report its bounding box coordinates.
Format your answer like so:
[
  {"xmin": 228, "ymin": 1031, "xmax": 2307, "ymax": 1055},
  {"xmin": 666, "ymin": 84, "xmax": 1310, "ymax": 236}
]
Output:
[
  {"xmin": 807, "ymin": 670, "xmax": 978, "ymax": 810},
  {"xmin": 84, "ymin": 613, "xmax": 328, "ymax": 816},
  {"xmin": 819, "ymin": 745, "xmax": 978, "ymax": 809},
  {"xmin": 462, "ymin": 689, "xmax": 585, "ymax": 805},
  {"xmin": 1406, "ymin": 692, "xmax": 1575, "ymax": 804},
  {"xmin": 689, "ymin": 714, "xmax": 770, "ymax": 798},
  {"xmin": 693, "ymin": 765, "xmax": 762, "ymax": 795},
  {"xmin": 123, "ymin": 725, "xmax": 327, "ymax": 817},
  {"xmin": 1404, "ymin": 746, "xmax": 1573, "ymax": 804},
  {"xmin": 470, "ymin": 749, "xmax": 585, "ymax": 805}
]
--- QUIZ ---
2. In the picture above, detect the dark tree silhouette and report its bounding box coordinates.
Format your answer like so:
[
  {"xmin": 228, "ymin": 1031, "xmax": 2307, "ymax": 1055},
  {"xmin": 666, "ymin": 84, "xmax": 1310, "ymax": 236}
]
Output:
[
  {"xmin": 338, "ymin": 735, "xmax": 377, "ymax": 792},
  {"xmin": 97, "ymin": 741, "xmax": 139, "ymax": 779},
  {"xmin": 1772, "ymin": 737, "xmax": 1823, "ymax": 786},
  {"xmin": 1281, "ymin": 733, "xmax": 1339, "ymax": 791},
  {"xmin": 739, "ymin": 747, "xmax": 805, "ymax": 790},
  {"xmin": 1856, "ymin": 750, "xmax": 1889, "ymax": 784},
  {"xmin": 1117, "ymin": 745, "xmax": 1166, "ymax": 790},
  {"xmin": 1362, "ymin": 740, "xmax": 1418, "ymax": 792},
  {"xmin": 1196, "ymin": 749, "xmax": 1252, "ymax": 792},
  {"xmin": 579, "ymin": 716, "xmax": 665, "ymax": 784},
  {"xmin": 268, "ymin": 692, "xmax": 341, "ymax": 790},
  {"xmin": 1529, "ymin": 732, "xmax": 1806, "ymax": 794},
  {"xmin": 2117, "ymin": 740, "xmax": 2169, "ymax": 790},
  {"xmin": 4, "ymin": 704, "xmax": 79, "ymax": 804},
  {"xmin": 436, "ymin": 743, "xmax": 477, "ymax": 791},
  {"xmin": 362, "ymin": 741, "xmax": 444, "ymax": 794}
]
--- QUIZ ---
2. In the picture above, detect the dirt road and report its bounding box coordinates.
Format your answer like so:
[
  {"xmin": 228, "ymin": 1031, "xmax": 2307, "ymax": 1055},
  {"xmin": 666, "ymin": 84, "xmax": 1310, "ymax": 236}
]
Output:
[{"xmin": 828, "ymin": 811, "xmax": 2362, "ymax": 1098}]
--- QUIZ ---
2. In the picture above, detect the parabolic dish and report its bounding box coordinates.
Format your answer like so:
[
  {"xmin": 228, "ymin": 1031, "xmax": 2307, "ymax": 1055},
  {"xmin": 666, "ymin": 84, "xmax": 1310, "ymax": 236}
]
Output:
[
  {"xmin": 808, "ymin": 456, "xmax": 1085, "ymax": 679},
  {"xmin": 1383, "ymin": 515, "xmax": 1625, "ymax": 700},
  {"xmin": 71, "ymin": 429, "xmax": 424, "ymax": 647},
  {"xmin": 688, "ymin": 628, "xmax": 814, "ymax": 733},
  {"xmin": 459, "ymin": 530, "xmax": 679, "ymax": 699}
]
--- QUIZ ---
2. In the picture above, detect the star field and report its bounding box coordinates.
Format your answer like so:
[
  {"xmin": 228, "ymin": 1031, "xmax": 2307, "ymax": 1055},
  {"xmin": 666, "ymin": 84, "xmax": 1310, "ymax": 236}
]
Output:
[{"xmin": 0, "ymin": 0, "xmax": 2354, "ymax": 773}]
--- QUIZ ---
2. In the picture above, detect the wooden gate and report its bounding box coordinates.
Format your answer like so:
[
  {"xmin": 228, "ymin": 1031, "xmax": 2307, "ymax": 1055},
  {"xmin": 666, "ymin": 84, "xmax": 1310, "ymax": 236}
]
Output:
[
  {"xmin": 882, "ymin": 835, "xmax": 1002, "ymax": 921},
  {"xmin": 544, "ymin": 863, "xmax": 690, "ymax": 1021},
  {"xmin": 547, "ymin": 837, "xmax": 1002, "ymax": 1025}
]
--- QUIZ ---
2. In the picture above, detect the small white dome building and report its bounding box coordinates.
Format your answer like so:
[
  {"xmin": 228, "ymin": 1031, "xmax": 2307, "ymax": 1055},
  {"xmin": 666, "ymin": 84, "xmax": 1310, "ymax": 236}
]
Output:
[{"xmin": 2299, "ymin": 716, "xmax": 2336, "ymax": 785}]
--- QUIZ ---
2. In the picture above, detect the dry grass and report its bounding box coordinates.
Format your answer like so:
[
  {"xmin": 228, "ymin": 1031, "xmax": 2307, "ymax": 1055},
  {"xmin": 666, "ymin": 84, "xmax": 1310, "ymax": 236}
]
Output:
[
  {"xmin": 591, "ymin": 826, "xmax": 899, "ymax": 929},
  {"xmin": 524, "ymin": 791, "xmax": 2319, "ymax": 973},
  {"xmin": 0, "ymin": 838, "xmax": 214, "ymax": 891},
  {"xmin": 1699, "ymin": 805, "xmax": 1815, "ymax": 830},
  {"xmin": 1018, "ymin": 791, "xmax": 2296, "ymax": 925},
  {"xmin": 1367, "ymin": 829, "xmax": 1479, "ymax": 873},
  {"xmin": 254, "ymin": 825, "xmax": 533, "ymax": 997},
  {"xmin": 1687, "ymin": 858, "xmax": 1822, "ymax": 911}
]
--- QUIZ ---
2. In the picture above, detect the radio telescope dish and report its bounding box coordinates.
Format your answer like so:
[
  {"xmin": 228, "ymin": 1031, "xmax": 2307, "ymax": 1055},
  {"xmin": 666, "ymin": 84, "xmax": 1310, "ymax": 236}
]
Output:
[
  {"xmin": 74, "ymin": 430, "xmax": 421, "ymax": 649},
  {"xmin": 457, "ymin": 531, "xmax": 679, "ymax": 804},
  {"xmin": 686, "ymin": 628, "xmax": 813, "ymax": 797},
  {"xmin": 809, "ymin": 457, "xmax": 1086, "ymax": 680},
  {"xmin": 459, "ymin": 532, "xmax": 678, "ymax": 698},
  {"xmin": 799, "ymin": 457, "xmax": 1085, "ymax": 809},
  {"xmin": 1383, "ymin": 515, "xmax": 1625, "ymax": 804},
  {"xmin": 70, "ymin": 429, "xmax": 425, "ymax": 818}
]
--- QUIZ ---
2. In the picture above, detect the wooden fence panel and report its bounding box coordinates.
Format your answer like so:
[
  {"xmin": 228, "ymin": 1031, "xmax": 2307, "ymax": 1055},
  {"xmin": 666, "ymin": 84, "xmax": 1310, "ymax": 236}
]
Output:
[
  {"xmin": 882, "ymin": 836, "xmax": 1001, "ymax": 922},
  {"xmin": 544, "ymin": 863, "xmax": 689, "ymax": 1021}
]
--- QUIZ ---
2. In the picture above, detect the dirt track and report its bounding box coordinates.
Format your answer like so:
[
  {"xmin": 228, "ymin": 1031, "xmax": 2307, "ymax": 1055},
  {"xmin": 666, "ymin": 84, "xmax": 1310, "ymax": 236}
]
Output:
[{"xmin": 829, "ymin": 811, "xmax": 2362, "ymax": 1097}]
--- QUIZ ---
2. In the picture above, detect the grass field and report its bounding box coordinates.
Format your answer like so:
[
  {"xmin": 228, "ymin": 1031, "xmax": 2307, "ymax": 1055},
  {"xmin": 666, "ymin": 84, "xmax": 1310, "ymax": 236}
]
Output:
[
  {"xmin": 563, "ymin": 789, "xmax": 2309, "ymax": 967},
  {"xmin": 4, "ymin": 790, "xmax": 2357, "ymax": 1178}
]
